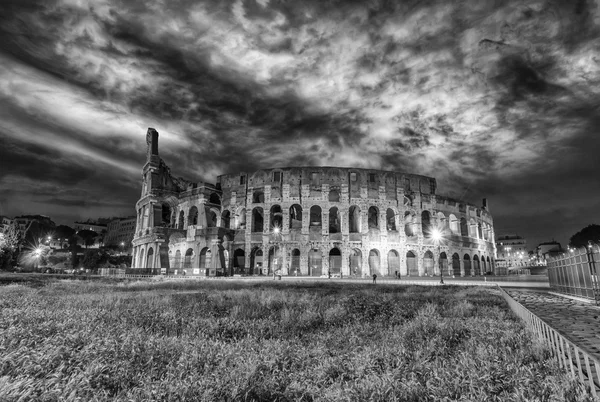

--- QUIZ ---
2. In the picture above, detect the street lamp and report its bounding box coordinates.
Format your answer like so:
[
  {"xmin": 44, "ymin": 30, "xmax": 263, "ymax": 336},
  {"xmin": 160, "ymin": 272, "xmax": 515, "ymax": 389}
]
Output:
[
  {"xmin": 431, "ymin": 228, "xmax": 444, "ymax": 284},
  {"xmin": 120, "ymin": 242, "xmax": 124, "ymax": 255}
]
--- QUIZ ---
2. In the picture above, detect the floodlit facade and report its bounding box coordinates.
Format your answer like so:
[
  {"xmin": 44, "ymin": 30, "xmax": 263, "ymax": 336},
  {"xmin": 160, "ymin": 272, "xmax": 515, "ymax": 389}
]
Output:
[{"xmin": 132, "ymin": 128, "xmax": 497, "ymax": 277}]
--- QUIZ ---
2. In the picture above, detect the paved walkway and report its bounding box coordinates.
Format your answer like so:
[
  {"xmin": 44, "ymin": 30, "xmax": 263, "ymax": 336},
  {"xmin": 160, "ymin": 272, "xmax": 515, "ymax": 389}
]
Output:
[{"xmin": 507, "ymin": 290, "xmax": 600, "ymax": 361}]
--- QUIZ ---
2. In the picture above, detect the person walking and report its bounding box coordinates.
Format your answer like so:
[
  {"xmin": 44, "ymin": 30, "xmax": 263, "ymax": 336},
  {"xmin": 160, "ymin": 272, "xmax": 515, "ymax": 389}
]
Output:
[{"xmin": 372, "ymin": 273, "xmax": 377, "ymax": 284}]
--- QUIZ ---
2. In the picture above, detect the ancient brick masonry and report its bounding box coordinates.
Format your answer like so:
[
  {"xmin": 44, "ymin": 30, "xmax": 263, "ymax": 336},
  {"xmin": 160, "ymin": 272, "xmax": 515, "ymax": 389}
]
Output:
[{"xmin": 132, "ymin": 128, "xmax": 497, "ymax": 277}]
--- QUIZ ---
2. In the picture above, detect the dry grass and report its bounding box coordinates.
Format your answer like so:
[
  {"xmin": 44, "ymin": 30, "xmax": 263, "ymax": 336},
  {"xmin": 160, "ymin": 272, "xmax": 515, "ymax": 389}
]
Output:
[{"xmin": 0, "ymin": 279, "xmax": 593, "ymax": 401}]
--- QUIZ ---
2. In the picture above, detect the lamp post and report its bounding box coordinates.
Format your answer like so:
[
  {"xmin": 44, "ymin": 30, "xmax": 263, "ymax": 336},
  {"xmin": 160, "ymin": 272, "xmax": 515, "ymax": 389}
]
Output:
[
  {"xmin": 431, "ymin": 228, "xmax": 444, "ymax": 284},
  {"xmin": 120, "ymin": 242, "xmax": 124, "ymax": 255}
]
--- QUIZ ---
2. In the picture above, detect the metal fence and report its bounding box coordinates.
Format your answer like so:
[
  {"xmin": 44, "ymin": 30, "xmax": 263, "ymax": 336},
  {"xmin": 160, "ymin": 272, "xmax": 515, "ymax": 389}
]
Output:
[
  {"xmin": 499, "ymin": 288, "xmax": 600, "ymax": 396},
  {"xmin": 547, "ymin": 246, "xmax": 600, "ymax": 304}
]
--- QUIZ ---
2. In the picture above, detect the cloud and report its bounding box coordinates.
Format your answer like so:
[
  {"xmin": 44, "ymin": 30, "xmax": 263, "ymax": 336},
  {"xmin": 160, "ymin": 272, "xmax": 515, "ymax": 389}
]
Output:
[{"xmin": 0, "ymin": 0, "xmax": 599, "ymax": 247}]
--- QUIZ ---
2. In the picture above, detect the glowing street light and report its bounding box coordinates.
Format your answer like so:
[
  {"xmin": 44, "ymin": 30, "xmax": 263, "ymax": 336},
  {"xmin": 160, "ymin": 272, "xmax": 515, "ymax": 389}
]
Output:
[{"xmin": 431, "ymin": 228, "xmax": 444, "ymax": 284}]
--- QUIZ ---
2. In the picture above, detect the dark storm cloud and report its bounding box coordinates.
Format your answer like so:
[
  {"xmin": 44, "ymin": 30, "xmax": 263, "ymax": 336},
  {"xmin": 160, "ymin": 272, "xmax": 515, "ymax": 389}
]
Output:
[{"xmin": 0, "ymin": 0, "xmax": 599, "ymax": 246}]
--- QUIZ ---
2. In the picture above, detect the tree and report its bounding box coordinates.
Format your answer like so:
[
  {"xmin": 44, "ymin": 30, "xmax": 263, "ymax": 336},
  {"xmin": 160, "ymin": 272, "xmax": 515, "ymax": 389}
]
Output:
[
  {"xmin": 55, "ymin": 225, "xmax": 76, "ymax": 240},
  {"xmin": 0, "ymin": 222, "xmax": 23, "ymax": 269},
  {"xmin": 569, "ymin": 224, "xmax": 600, "ymax": 249},
  {"xmin": 77, "ymin": 230, "xmax": 98, "ymax": 248}
]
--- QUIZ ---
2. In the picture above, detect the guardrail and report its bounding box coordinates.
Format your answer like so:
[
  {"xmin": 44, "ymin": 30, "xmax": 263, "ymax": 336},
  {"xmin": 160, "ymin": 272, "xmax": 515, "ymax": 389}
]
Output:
[{"xmin": 499, "ymin": 287, "xmax": 600, "ymax": 396}]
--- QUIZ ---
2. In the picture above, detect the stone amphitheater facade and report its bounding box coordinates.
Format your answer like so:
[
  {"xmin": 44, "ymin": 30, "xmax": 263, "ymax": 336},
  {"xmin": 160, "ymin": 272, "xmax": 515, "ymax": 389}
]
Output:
[{"xmin": 132, "ymin": 129, "xmax": 497, "ymax": 277}]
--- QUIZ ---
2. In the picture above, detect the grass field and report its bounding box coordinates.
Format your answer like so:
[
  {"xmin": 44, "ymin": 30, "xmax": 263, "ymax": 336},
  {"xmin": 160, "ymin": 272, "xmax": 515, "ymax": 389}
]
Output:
[{"xmin": 0, "ymin": 279, "xmax": 591, "ymax": 401}]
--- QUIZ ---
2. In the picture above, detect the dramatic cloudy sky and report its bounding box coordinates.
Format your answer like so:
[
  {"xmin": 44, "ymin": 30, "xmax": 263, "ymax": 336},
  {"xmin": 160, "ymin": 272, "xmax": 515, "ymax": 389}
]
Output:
[{"xmin": 1, "ymin": 0, "xmax": 599, "ymax": 248}]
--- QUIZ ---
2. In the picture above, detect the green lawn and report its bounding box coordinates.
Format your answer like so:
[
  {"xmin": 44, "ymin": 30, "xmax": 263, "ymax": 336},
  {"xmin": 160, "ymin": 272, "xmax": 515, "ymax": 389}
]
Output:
[{"xmin": 0, "ymin": 279, "xmax": 590, "ymax": 401}]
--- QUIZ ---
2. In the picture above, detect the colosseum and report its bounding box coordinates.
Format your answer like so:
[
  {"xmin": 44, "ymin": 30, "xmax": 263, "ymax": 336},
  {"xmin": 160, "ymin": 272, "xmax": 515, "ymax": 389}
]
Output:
[{"xmin": 132, "ymin": 128, "xmax": 497, "ymax": 277}]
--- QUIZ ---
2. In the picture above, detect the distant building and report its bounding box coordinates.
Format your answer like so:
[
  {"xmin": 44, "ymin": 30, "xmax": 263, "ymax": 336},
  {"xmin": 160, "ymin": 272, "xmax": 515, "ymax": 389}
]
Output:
[
  {"xmin": 14, "ymin": 215, "xmax": 56, "ymax": 237},
  {"xmin": 73, "ymin": 219, "xmax": 108, "ymax": 234},
  {"xmin": 495, "ymin": 234, "xmax": 528, "ymax": 273},
  {"xmin": 104, "ymin": 217, "xmax": 136, "ymax": 252},
  {"xmin": 536, "ymin": 241, "xmax": 563, "ymax": 264},
  {"xmin": 0, "ymin": 216, "xmax": 13, "ymax": 235}
]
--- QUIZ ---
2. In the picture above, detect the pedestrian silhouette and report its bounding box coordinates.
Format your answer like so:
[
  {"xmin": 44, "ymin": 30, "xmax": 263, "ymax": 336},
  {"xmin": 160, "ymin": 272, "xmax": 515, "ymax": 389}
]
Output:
[{"xmin": 372, "ymin": 273, "xmax": 377, "ymax": 284}]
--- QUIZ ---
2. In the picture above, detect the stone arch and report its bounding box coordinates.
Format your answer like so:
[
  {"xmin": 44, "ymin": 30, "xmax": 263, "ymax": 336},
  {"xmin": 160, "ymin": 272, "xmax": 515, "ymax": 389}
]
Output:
[
  {"xmin": 460, "ymin": 218, "xmax": 468, "ymax": 237},
  {"xmin": 421, "ymin": 210, "xmax": 432, "ymax": 238},
  {"xmin": 386, "ymin": 208, "xmax": 397, "ymax": 231},
  {"xmin": 478, "ymin": 222, "xmax": 483, "ymax": 239},
  {"xmin": 328, "ymin": 189, "xmax": 340, "ymax": 202},
  {"xmin": 252, "ymin": 190, "xmax": 264, "ymax": 203},
  {"xmin": 388, "ymin": 249, "xmax": 400, "ymax": 277},
  {"xmin": 406, "ymin": 250, "xmax": 418, "ymax": 276},
  {"xmin": 233, "ymin": 248, "xmax": 245, "ymax": 274},
  {"xmin": 473, "ymin": 255, "xmax": 480, "ymax": 275},
  {"xmin": 368, "ymin": 206, "xmax": 379, "ymax": 230},
  {"xmin": 206, "ymin": 207, "xmax": 218, "ymax": 228},
  {"xmin": 270, "ymin": 205, "xmax": 283, "ymax": 230},
  {"xmin": 237, "ymin": 208, "xmax": 246, "ymax": 230},
  {"xmin": 329, "ymin": 207, "xmax": 341, "ymax": 233},
  {"xmin": 251, "ymin": 247, "xmax": 263, "ymax": 275},
  {"xmin": 289, "ymin": 204, "xmax": 302, "ymax": 229},
  {"xmin": 449, "ymin": 214, "xmax": 458, "ymax": 234},
  {"xmin": 308, "ymin": 249, "xmax": 322, "ymax": 276},
  {"xmin": 404, "ymin": 212, "xmax": 414, "ymax": 237},
  {"xmin": 349, "ymin": 248, "xmax": 362, "ymax": 277},
  {"xmin": 481, "ymin": 255, "xmax": 487, "ymax": 274},
  {"xmin": 199, "ymin": 247, "xmax": 210, "ymax": 269},
  {"xmin": 463, "ymin": 254, "xmax": 472, "ymax": 276},
  {"xmin": 183, "ymin": 248, "xmax": 194, "ymax": 269},
  {"xmin": 137, "ymin": 247, "xmax": 145, "ymax": 268},
  {"xmin": 423, "ymin": 250, "xmax": 434, "ymax": 276},
  {"xmin": 309, "ymin": 205, "xmax": 322, "ymax": 227},
  {"xmin": 368, "ymin": 249, "xmax": 381, "ymax": 275},
  {"xmin": 161, "ymin": 203, "xmax": 171, "ymax": 226},
  {"xmin": 452, "ymin": 253, "xmax": 461, "ymax": 276},
  {"xmin": 349, "ymin": 206, "xmax": 361, "ymax": 233},
  {"xmin": 221, "ymin": 210, "xmax": 231, "ymax": 229},
  {"xmin": 252, "ymin": 207, "xmax": 264, "ymax": 232},
  {"xmin": 174, "ymin": 250, "xmax": 182, "ymax": 269},
  {"xmin": 268, "ymin": 246, "xmax": 282, "ymax": 274},
  {"xmin": 329, "ymin": 247, "xmax": 342, "ymax": 275},
  {"xmin": 440, "ymin": 252, "xmax": 448, "ymax": 276},
  {"xmin": 469, "ymin": 218, "xmax": 477, "ymax": 238},
  {"xmin": 209, "ymin": 193, "xmax": 221, "ymax": 205},
  {"xmin": 436, "ymin": 212, "xmax": 446, "ymax": 229},
  {"xmin": 188, "ymin": 206, "xmax": 198, "ymax": 227},
  {"xmin": 146, "ymin": 247, "xmax": 154, "ymax": 269},
  {"xmin": 178, "ymin": 211, "xmax": 185, "ymax": 229},
  {"xmin": 170, "ymin": 209, "xmax": 176, "ymax": 228},
  {"xmin": 290, "ymin": 248, "xmax": 301, "ymax": 275}
]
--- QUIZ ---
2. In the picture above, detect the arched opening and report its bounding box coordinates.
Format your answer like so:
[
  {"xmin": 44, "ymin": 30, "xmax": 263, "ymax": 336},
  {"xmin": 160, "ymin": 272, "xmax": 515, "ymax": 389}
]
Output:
[
  {"xmin": 206, "ymin": 207, "xmax": 217, "ymax": 228},
  {"xmin": 423, "ymin": 250, "xmax": 434, "ymax": 276},
  {"xmin": 388, "ymin": 250, "xmax": 400, "ymax": 277},
  {"xmin": 170, "ymin": 210, "xmax": 176, "ymax": 228},
  {"xmin": 421, "ymin": 211, "xmax": 432, "ymax": 238},
  {"xmin": 440, "ymin": 252, "xmax": 448, "ymax": 276},
  {"xmin": 329, "ymin": 207, "xmax": 341, "ymax": 233},
  {"xmin": 328, "ymin": 189, "xmax": 340, "ymax": 202},
  {"xmin": 252, "ymin": 190, "xmax": 264, "ymax": 203},
  {"xmin": 308, "ymin": 249, "xmax": 322, "ymax": 276},
  {"xmin": 289, "ymin": 205, "xmax": 302, "ymax": 229},
  {"xmin": 251, "ymin": 248, "xmax": 263, "ymax": 275},
  {"xmin": 404, "ymin": 212, "xmax": 414, "ymax": 237},
  {"xmin": 178, "ymin": 211, "xmax": 185, "ymax": 229},
  {"xmin": 188, "ymin": 206, "xmax": 198, "ymax": 227},
  {"xmin": 221, "ymin": 210, "xmax": 231, "ymax": 229},
  {"xmin": 463, "ymin": 254, "xmax": 472, "ymax": 276},
  {"xmin": 290, "ymin": 249, "xmax": 301, "ymax": 275},
  {"xmin": 386, "ymin": 209, "xmax": 396, "ymax": 231},
  {"xmin": 449, "ymin": 214, "xmax": 458, "ymax": 234},
  {"xmin": 349, "ymin": 206, "xmax": 361, "ymax": 233},
  {"xmin": 174, "ymin": 250, "xmax": 181, "ymax": 269},
  {"xmin": 199, "ymin": 247, "xmax": 210, "ymax": 269},
  {"xmin": 137, "ymin": 247, "xmax": 145, "ymax": 268},
  {"xmin": 146, "ymin": 247, "xmax": 154, "ymax": 269},
  {"xmin": 233, "ymin": 248, "xmax": 245, "ymax": 274},
  {"xmin": 406, "ymin": 251, "xmax": 417, "ymax": 276},
  {"xmin": 329, "ymin": 248, "xmax": 342, "ymax": 275},
  {"xmin": 478, "ymin": 223, "xmax": 483, "ymax": 239},
  {"xmin": 368, "ymin": 249, "xmax": 380, "ymax": 275},
  {"xmin": 161, "ymin": 203, "xmax": 171, "ymax": 226},
  {"xmin": 183, "ymin": 248, "xmax": 194, "ymax": 269},
  {"xmin": 270, "ymin": 205, "xmax": 283, "ymax": 230},
  {"xmin": 460, "ymin": 218, "xmax": 468, "ymax": 237},
  {"xmin": 452, "ymin": 253, "xmax": 461, "ymax": 276},
  {"xmin": 481, "ymin": 256, "xmax": 487, "ymax": 274},
  {"xmin": 268, "ymin": 246, "xmax": 282, "ymax": 275},
  {"xmin": 252, "ymin": 207, "xmax": 264, "ymax": 232},
  {"xmin": 437, "ymin": 212, "xmax": 446, "ymax": 230},
  {"xmin": 368, "ymin": 206, "xmax": 379, "ymax": 230},
  {"xmin": 309, "ymin": 206, "xmax": 322, "ymax": 227},
  {"xmin": 349, "ymin": 249, "xmax": 362, "ymax": 277},
  {"xmin": 469, "ymin": 218, "xmax": 477, "ymax": 238},
  {"xmin": 237, "ymin": 208, "xmax": 246, "ymax": 230},
  {"xmin": 209, "ymin": 193, "xmax": 221, "ymax": 205},
  {"xmin": 473, "ymin": 255, "xmax": 480, "ymax": 276}
]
